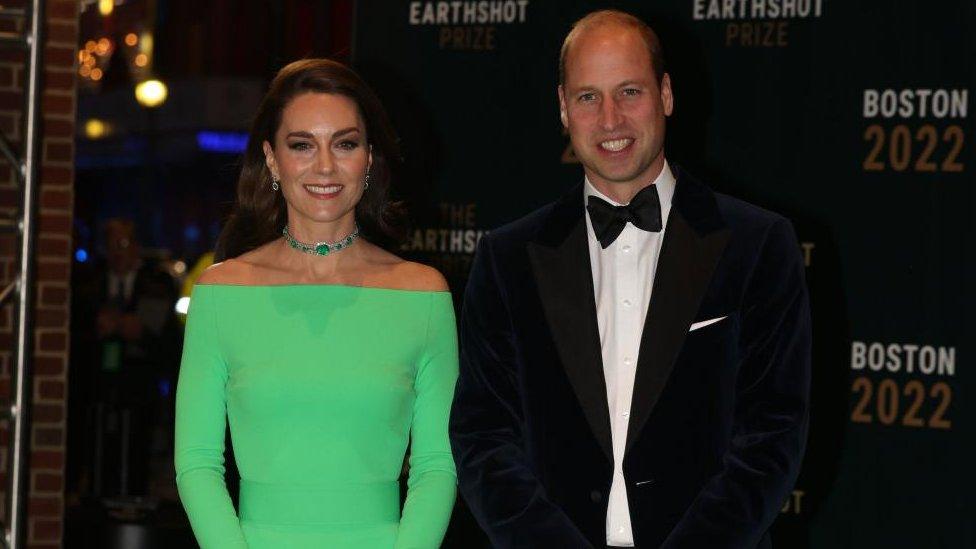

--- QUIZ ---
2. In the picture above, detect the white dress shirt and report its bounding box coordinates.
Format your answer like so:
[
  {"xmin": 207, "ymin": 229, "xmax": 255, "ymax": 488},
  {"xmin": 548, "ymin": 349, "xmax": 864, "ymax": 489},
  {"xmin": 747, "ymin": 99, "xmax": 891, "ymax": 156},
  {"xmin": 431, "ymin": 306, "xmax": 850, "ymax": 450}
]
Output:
[
  {"xmin": 584, "ymin": 161, "xmax": 676, "ymax": 547},
  {"xmin": 108, "ymin": 268, "xmax": 138, "ymax": 303}
]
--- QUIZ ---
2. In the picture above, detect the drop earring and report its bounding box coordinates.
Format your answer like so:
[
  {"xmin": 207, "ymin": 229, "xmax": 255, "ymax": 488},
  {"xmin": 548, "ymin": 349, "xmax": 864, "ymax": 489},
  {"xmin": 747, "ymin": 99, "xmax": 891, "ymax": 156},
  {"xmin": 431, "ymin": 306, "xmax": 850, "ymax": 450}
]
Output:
[
  {"xmin": 271, "ymin": 175, "xmax": 280, "ymax": 192},
  {"xmin": 363, "ymin": 144, "xmax": 372, "ymax": 191}
]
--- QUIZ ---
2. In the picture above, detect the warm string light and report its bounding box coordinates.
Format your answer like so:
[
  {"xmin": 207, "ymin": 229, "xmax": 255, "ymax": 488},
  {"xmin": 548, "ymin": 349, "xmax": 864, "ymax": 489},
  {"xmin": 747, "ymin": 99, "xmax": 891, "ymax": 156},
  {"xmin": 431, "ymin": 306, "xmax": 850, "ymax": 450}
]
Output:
[
  {"xmin": 95, "ymin": 37, "xmax": 111, "ymax": 55},
  {"xmin": 77, "ymin": 30, "xmax": 153, "ymax": 83},
  {"xmin": 84, "ymin": 119, "xmax": 107, "ymax": 139},
  {"xmin": 140, "ymin": 32, "xmax": 153, "ymax": 56},
  {"xmin": 78, "ymin": 34, "xmax": 125, "ymax": 82},
  {"xmin": 135, "ymin": 79, "xmax": 168, "ymax": 108}
]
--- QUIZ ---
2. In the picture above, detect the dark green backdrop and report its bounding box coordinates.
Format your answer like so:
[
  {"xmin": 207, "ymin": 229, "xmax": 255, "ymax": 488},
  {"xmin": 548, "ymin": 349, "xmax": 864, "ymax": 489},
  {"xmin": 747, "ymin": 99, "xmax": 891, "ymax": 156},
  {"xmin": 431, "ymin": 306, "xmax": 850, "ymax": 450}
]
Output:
[{"xmin": 353, "ymin": 1, "xmax": 975, "ymax": 547}]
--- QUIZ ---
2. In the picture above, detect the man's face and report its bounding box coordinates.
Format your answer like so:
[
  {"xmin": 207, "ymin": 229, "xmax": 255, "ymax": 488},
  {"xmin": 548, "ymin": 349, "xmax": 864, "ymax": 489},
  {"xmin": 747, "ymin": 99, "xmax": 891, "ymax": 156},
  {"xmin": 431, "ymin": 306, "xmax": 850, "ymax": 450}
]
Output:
[
  {"xmin": 559, "ymin": 25, "xmax": 673, "ymax": 193},
  {"xmin": 105, "ymin": 222, "xmax": 138, "ymax": 272}
]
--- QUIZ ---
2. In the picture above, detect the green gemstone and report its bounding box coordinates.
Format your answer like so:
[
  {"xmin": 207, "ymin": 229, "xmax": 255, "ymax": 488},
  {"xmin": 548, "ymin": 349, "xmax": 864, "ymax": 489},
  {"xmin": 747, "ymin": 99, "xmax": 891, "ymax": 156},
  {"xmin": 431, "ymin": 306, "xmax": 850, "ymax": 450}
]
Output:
[{"xmin": 282, "ymin": 225, "xmax": 359, "ymax": 257}]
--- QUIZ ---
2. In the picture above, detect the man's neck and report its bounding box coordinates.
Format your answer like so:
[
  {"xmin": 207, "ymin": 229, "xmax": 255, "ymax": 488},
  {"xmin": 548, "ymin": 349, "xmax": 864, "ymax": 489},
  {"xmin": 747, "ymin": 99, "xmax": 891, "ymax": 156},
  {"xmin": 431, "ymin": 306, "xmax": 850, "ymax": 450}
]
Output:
[{"xmin": 586, "ymin": 157, "xmax": 667, "ymax": 204}]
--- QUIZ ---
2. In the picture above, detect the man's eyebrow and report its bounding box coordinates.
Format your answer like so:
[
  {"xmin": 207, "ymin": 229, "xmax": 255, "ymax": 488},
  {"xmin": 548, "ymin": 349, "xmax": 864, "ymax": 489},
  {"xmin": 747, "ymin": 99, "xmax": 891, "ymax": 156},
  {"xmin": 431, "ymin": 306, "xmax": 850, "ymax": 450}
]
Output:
[
  {"xmin": 569, "ymin": 85, "xmax": 598, "ymax": 94},
  {"xmin": 616, "ymin": 80, "xmax": 646, "ymax": 89}
]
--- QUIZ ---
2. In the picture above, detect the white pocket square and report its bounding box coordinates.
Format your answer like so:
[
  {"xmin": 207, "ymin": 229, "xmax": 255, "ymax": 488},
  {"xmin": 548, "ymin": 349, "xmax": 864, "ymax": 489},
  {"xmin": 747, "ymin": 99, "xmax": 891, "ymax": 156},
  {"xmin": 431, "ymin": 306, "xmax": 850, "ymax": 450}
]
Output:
[{"xmin": 689, "ymin": 316, "xmax": 727, "ymax": 332}]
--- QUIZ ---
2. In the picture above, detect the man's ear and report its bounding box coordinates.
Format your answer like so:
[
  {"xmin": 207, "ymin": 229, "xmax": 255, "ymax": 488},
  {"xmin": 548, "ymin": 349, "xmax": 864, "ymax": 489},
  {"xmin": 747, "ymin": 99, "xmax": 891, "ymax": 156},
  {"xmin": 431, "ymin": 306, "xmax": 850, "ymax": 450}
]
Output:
[
  {"xmin": 558, "ymin": 85, "xmax": 569, "ymax": 128},
  {"xmin": 660, "ymin": 73, "xmax": 674, "ymax": 117}
]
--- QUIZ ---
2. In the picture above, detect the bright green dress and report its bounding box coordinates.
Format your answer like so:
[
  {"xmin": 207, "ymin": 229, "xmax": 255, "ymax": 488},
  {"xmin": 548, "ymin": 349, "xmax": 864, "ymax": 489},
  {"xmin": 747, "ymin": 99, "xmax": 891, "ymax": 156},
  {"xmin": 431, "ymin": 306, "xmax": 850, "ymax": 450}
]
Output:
[{"xmin": 175, "ymin": 284, "xmax": 458, "ymax": 548}]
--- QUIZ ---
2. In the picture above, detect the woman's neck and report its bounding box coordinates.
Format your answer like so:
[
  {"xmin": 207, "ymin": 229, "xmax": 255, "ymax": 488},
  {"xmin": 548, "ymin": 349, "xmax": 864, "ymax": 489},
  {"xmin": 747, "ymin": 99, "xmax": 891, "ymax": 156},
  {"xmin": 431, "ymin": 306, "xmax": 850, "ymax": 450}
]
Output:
[{"xmin": 285, "ymin": 216, "xmax": 358, "ymax": 245}]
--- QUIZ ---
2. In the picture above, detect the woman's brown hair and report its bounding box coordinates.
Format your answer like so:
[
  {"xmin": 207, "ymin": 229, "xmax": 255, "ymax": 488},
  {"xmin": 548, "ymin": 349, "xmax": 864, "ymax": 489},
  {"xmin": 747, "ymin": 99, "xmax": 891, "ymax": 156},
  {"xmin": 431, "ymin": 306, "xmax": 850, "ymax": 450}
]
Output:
[{"xmin": 215, "ymin": 58, "xmax": 406, "ymax": 260}]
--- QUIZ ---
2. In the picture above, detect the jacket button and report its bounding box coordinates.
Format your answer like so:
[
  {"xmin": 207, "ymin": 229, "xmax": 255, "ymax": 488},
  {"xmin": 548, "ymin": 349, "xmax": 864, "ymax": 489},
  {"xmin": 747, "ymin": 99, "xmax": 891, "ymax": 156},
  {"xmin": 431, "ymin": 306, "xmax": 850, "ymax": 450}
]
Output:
[{"xmin": 590, "ymin": 490, "xmax": 602, "ymax": 503}]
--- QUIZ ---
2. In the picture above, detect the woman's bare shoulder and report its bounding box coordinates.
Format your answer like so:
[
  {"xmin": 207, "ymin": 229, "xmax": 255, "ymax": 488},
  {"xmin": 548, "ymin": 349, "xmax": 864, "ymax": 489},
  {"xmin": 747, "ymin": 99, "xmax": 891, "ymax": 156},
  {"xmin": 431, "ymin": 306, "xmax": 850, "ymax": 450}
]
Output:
[
  {"xmin": 196, "ymin": 244, "xmax": 279, "ymax": 285},
  {"xmin": 195, "ymin": 258, "xmax": 252, "ymax": 285},
  {"xmin": 391, "ymin": 260, "xmax": 449, "ymax": 292},
  {"xmin": 362, "ymin": 245, "xmax": 448, "ymax": 292}
]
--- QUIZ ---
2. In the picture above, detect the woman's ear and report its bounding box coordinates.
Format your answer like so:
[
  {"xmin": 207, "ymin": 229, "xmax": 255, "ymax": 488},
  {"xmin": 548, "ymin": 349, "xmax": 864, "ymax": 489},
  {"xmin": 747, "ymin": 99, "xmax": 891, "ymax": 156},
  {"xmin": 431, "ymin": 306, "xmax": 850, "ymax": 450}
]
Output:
[{"xmin": 263, "ymin": 141, "xmax": 278, "ymax": 179}]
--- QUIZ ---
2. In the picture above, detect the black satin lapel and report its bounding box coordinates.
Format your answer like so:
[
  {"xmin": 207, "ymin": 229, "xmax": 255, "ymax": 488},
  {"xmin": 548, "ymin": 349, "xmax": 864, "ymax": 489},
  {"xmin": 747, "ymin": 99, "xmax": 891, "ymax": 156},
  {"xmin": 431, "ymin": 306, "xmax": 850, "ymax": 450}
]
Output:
[
  {"xmin": 528, "ymin": 220, "xmax": 613, "ymax": 460},
  {"xmin": 626, "ymin": 210, "xmax": 731, "ymax": 451}
]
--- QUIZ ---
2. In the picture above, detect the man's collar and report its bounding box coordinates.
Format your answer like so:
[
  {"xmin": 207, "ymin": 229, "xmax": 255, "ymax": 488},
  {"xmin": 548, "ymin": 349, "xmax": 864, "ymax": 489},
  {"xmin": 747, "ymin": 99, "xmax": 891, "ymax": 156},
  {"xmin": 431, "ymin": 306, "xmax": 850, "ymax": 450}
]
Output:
[{"xmin": 583, "ymin": 159, "xmax": 675, "ymax": 210}]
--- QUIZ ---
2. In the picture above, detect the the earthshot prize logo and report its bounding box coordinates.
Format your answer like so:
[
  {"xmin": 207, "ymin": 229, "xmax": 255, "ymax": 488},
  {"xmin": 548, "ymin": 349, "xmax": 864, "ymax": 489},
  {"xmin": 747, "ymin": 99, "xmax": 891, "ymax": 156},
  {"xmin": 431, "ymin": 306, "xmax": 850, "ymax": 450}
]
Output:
[
  {"xmin": 692, "ymin": 0, "xmax": 824, "ymax": 47},
  {"xmin": 401, "ymin": 202, "xmax": 488, "ymax": 280},
  {"xmin": 408, "ymin": 1, "xmax": 530, "ymax": 51}
]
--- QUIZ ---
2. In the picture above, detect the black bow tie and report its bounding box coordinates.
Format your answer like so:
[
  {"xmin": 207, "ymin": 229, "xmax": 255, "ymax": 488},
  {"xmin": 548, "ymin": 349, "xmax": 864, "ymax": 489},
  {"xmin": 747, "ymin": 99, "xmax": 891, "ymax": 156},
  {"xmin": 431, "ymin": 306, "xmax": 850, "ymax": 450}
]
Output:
[{"xmin": 586, "ymin": 184, "xmax": 662, "ymax": 248}]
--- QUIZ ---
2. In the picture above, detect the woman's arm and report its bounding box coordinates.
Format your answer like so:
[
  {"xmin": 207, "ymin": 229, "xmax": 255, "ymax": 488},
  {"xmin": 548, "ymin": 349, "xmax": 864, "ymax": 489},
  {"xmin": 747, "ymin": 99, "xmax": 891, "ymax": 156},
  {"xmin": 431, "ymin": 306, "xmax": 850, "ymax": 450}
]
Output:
[
  {"xmin": 174, "ymin": 285, "xmax": 248, "ymax": 548},
  {"xmin": 396, "ymin": 292, "xmax": 459, "ymax": 548}
]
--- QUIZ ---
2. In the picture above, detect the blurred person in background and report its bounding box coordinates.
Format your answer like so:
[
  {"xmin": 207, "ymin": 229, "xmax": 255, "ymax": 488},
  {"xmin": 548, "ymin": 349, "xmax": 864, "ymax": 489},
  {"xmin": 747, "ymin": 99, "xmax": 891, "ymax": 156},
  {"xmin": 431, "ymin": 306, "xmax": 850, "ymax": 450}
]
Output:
[{"xmin": 70, "ymin": 218, "xmax": 181, "ymax": 501}]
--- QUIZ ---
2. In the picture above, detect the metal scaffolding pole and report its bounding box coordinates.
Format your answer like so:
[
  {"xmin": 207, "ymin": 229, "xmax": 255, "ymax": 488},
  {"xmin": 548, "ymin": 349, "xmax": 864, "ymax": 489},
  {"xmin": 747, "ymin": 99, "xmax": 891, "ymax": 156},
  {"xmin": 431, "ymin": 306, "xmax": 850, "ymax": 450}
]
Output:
[{"xmin": 0, "ymin": 0, "xmax": 45, "ymax": 547}]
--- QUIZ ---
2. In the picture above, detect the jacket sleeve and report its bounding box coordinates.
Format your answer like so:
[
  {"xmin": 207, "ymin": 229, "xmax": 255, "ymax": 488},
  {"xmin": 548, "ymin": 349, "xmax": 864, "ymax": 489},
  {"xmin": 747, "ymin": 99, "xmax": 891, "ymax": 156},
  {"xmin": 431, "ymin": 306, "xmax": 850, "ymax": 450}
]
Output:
[
  {"xmin": 661, "ymin": 218, "xmax": 812, "ymax": 549},
  {"xmin": 450, "ymin": 237, "xmax": 593, "ymax": 548}
]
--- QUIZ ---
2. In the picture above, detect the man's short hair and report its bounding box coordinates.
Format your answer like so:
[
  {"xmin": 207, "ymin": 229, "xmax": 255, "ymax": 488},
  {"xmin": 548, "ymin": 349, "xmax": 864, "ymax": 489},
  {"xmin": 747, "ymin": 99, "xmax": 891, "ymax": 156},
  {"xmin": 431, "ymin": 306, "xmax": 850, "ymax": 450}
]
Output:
[
  {"xmin": 104, "ymin": 218, "xmax": 136, "ymax": 238},
  {"xmin": 559, "ymin": 10, "xmax": 666, "ymax": 86}
]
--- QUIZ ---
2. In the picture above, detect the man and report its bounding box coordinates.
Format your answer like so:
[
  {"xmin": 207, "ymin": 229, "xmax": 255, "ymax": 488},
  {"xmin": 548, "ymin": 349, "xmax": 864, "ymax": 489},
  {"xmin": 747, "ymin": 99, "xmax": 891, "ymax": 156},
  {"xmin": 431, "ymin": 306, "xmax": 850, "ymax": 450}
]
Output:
[
  {"xmin": 70, "ymin": 219, "xmax": 181, "ymax": 497},
  {"xmin": 450, "ymin": 10, "xmax": 811, "ymax": 549}
]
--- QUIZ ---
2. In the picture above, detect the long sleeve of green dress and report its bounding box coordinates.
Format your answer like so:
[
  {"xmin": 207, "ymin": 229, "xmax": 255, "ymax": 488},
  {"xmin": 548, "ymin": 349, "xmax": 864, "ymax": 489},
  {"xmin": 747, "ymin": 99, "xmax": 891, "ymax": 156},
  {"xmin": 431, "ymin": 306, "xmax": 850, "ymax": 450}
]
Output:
[
  {"xmin": 175, "ymin": 284, "xmax": 458, "ymax": 548},
  {"xmin": 174, "ymin": 284, "xmax": 248, "ymax": 547},
  {"xmin": 396, "ymin": 291, "xmax": 459, "ymax": 547}
]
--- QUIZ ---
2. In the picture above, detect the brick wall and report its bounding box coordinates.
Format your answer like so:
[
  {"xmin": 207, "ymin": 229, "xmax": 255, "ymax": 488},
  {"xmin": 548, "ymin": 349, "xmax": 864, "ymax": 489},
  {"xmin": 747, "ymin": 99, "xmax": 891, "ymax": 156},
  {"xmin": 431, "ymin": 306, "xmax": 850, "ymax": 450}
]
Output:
[{"xmin": 0, "ymin": 1, "xmax": 77, "ymax": 547}]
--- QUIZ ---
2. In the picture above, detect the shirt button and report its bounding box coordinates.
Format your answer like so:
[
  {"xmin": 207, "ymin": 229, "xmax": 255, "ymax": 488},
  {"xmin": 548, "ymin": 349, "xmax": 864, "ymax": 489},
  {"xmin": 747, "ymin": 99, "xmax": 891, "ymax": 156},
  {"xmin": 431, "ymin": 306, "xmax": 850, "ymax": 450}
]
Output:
[
  {"xmin": 623, "ymin": 357, "xmax": 632, "ymax": 365},
  {"xmin": 621, "ymin": 245, "xmax": 632, "ymax": 253},
  {"xmin": 622, "ymin": 411, "xmax": 629, "ymax": 418},
  {"xmin": 622, "ymin": 299, "xmax": 632, "ymax": 307},
  {"xmin": 618, "ymin": 527, "xmax": 626, "ymax": 534}
]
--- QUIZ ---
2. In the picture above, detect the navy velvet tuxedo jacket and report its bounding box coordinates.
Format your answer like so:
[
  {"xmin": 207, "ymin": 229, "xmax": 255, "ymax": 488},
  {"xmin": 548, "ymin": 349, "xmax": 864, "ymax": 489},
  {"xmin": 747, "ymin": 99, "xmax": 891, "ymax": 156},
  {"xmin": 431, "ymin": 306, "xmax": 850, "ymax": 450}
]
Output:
[{"xmin": 450, "ymin": 168, "xmax": 812, "ymax": 548}]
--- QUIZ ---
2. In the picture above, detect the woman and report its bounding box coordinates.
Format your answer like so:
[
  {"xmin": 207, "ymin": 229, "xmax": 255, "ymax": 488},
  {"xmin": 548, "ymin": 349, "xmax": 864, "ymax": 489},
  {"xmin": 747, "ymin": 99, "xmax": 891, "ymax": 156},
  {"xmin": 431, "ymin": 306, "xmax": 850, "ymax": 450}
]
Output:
[{"xmin": 175, "ymin": 59, "xmax": 457, "ymax": 548}]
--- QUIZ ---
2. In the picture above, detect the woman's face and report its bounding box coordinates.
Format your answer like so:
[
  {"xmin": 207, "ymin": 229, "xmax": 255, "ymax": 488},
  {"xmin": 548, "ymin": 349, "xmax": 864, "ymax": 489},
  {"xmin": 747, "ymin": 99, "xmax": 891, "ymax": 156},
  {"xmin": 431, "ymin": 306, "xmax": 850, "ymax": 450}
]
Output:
[{"xmin": 263, "ymin": 92, "xmax": 372, "ymax": 232}]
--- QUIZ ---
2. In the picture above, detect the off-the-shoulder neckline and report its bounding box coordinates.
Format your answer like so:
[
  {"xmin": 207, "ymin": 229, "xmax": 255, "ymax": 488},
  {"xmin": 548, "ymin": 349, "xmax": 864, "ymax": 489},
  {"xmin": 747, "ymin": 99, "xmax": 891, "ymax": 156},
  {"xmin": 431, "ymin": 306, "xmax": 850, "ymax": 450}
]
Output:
[{"xmin": 196, "ymin": 283, "xmax": 451, "ymax": 294}]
